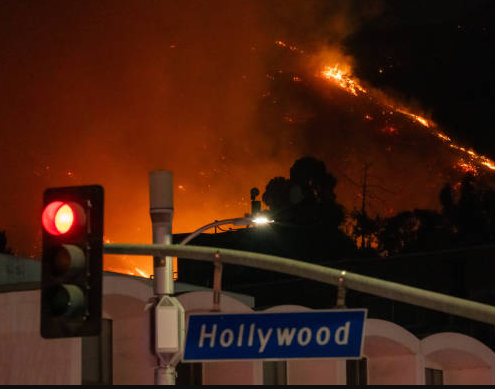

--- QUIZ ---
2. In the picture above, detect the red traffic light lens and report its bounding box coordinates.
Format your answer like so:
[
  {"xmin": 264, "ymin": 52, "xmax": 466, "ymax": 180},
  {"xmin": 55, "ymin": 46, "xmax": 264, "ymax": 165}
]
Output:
[{"xmin": 42, "ymin": 201, "xmax": 84, "ymax": 235}]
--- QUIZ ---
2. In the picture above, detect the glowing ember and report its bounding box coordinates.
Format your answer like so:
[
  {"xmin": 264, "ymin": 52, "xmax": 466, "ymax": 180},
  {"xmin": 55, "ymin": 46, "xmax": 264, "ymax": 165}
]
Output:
[
  {"xmin": 482, "ymin": 160, "xmax": 495, "ymax": 171},
  {"xmin": 457, "ymin": 161, "xmax": 479, "ymax": 175},
  {"xmin": 435, "ymin": 132, "xmax": 452, "ymax": 142},
  {"xmin": 382, "ymin": 126, "xmax": 398, "ymax": 135},
  {"xmin": 275, "ymin": 40, "xmax": 305, "ymax": 54},
  {"xmin": 396, "ymin": 109, "xmax": 431, "ymax": 128}
]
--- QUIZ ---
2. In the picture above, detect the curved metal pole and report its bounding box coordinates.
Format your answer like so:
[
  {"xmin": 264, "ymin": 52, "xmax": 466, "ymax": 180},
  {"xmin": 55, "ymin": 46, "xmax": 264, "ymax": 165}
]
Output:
[
  {"xmin": 179, "ymin": 218, "xmax": 249, "ymax": 245},
  {"xmin": 104, "ymin": 243, "xmax": 495, "ymax": 326}
]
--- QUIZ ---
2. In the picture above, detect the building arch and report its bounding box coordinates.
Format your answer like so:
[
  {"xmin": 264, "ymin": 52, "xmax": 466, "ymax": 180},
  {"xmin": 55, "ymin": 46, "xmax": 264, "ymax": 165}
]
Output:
[
  {"xmin": 421, "ymin": 332, "xmax": 495, "ymax": 385},
  {"xmin": 364, "ymin": 319, "xmax": 422, "ymax": 385},
  {"xmin": 365, "ymin": 318, "xmax": 420, "ymax": 356},
  {"xmin": 261, "ymin": 305, "xmax": 312, "ymax": 313},
  {"xmin": 101, "ymin": 275, "xmax": 155, "ymax": 385}
]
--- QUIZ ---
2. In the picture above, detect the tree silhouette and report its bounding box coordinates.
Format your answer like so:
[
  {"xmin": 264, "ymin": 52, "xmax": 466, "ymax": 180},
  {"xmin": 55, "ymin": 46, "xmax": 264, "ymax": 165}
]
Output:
[
  {"xmin": 376, "ymin": 173, "xmax": 495, "ymax": 256},
  {"xmin": 262, "ymin": 156, "xmax": 344, "ymax": 230},
  {"xmin": 0, "ymin": 231, "xmax": 12, "ymax": 254},
  {"xmin": 259, "ymin": 157, "xmax": 358, "ymax": 263},
  {"xmin": 439, "ymin": 174, "xmax": 495, "ymax": 247},
  {"xmin": 376, "ymin": 209, "xmax": 446, "ymax": 256}
]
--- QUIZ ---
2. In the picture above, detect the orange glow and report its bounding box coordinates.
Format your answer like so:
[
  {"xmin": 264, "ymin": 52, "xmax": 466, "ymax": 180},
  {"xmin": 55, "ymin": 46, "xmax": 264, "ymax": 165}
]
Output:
[
  {"xmin": 320, "ymin": 65, "xmax": 367, "ymax": 96},
  {"xmin": 456, "ymin": 161, "xmax": 479, "ymax": 175},
  {"xmin": 483, "ymin": 160, "xmax": 495, "ymax": 170},
  {"xmin": 6, "ymin": 11, "xmax": 495, "ymax": 284},
  {"xmin": 435, "ymin": 132, "xmax": 452, "ymax": 142},
  {"xmin": 396, "ymin": 109, "xmax": 431, "ymax": 128},
  {"xmin": 382, "ymin": 126, "xmax": 398, "ymax": 135},
  {"xmin": 275, "ymin": 40, "xmax": 305, "ymax": 54}
]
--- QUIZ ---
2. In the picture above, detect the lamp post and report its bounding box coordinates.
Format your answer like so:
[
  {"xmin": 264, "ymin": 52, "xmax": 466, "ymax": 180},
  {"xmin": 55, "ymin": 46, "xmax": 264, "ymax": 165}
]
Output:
[
  {"xmin": 179, "ymin": 187, "xmax": 271, "ymax": 246},
  {"xmin": 179, "ymin": 216, "xmax": 273, "ymax": 246}
]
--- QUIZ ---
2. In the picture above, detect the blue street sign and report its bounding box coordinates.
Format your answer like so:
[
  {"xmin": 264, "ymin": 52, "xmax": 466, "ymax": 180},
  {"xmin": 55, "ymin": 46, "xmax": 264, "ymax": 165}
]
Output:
[{"xmin": 183, "ymin": 309, "xmax": 367, "ymax": 362}]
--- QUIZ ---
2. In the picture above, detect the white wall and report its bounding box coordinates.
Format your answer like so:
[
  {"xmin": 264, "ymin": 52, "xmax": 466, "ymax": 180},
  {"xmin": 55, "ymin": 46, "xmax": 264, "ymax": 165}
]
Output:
[
  {"xmin": 364, "ymin": 319, "xmax": 423, "ymax": 385},
  {"xmin": 3, "ymin": 279, "xmax": 495, "ymax": 385},
  {"xmin": 0, "ymin": 290, "xmax": 81, "ymax": 385},
  {"xmin": 102, "ymin": 275, "xmax": 156, "ymax": 385},
  {"xmin": 422, "ymin": 333, "xmax": 495, "ymax": 385}
]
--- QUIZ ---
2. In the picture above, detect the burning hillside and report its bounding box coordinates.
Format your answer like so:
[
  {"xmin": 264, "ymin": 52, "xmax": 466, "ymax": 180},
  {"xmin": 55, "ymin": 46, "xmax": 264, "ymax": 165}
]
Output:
[
  {"xmin": 1, "ymin": 1, "xmax": 493, "ymax": 277},
  {"xmin": 259, "ymin": 41, "xmax": 495, "ymax": 218}
]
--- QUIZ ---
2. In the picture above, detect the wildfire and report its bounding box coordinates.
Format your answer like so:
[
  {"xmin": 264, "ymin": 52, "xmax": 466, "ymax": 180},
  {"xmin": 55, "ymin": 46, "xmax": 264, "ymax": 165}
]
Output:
[
  {"xmin": 311, "ymin": 50, "xmax": 495, "ymax": 175},
  {"xmin": 273, "ymin": 39, "xmax": 495, "ymax": 176},
  {"xmin": 456, "ymin": 160, "xmax": 479, "ymax": 175},
  {"xmin": 320, "ymin": 65, "xmax": 367, "ymax": 96},
  {"xmin": 396, "ymin": 109, "xmax": 431, "ymax": 128}
]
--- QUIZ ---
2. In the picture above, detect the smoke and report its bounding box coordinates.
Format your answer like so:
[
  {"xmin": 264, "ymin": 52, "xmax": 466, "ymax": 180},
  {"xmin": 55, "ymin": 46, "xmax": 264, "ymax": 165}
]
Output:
[{"xmin": 3, "ymin": 0, "xmax": 474, "ymax": 275}]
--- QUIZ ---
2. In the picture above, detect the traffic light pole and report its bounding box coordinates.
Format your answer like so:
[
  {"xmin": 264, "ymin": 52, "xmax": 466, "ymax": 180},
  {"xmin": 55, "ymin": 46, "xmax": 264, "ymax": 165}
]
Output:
[{"xmin": 149, "ymin": 171, "xmax": 182, "ymax": 385}]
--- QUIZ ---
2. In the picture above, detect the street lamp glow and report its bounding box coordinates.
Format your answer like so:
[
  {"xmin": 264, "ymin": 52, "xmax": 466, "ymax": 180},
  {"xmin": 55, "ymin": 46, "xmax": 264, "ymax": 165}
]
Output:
[{"xmin": 252, "ymin": 216, "xmax": 273, "ymax": 225}]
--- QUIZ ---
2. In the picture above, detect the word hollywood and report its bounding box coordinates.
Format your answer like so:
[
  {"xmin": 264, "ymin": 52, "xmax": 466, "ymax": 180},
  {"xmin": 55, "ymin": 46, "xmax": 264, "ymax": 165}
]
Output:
[
  {"xmin": 199, "ymin": 321, "xmax": 352, "ymax": 353},
  {"xmin": 183, "ymin": 310, "xmax": 366, "ymax": 361}
]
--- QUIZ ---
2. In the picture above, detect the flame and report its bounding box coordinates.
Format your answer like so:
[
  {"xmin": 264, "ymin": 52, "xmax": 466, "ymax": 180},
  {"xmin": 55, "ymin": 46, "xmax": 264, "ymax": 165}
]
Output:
[
  {"xmin": 320, "ymin": 65, "xmax": 367, "ymax": 96},
  {"xmin": 396, "ymin": 109, "xmax": 431, "ymax": 128},
  {"xmin": 274, "ymin": 40, "xmax": 495, "ymax": 176},
  {"xmin": 313, "ymin": 49, "xmax": 495, "ymax": 175},
  {"xmin": 456, "ymin": 160, "xmax": 479, "ymax": 175}
]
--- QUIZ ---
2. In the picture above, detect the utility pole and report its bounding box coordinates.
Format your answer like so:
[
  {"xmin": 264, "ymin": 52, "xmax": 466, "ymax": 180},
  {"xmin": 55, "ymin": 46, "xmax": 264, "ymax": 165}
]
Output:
[
  {"xmin": 360, "ymin": 163, "xmax": 371, "ymax": 249},
  {"xmin": 150, "ymin": 171, "xmax": 174, "ymax": 296},
  {"xmin": 149, "ymin": 171, "xmax": 184, "ymax": 385}
]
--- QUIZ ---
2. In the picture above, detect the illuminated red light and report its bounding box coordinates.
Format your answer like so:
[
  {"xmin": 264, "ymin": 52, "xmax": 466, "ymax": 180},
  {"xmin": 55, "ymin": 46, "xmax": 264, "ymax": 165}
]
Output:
[{"xmin": 42, "ymin": 201, "xmax": 77, "ymax": 235}]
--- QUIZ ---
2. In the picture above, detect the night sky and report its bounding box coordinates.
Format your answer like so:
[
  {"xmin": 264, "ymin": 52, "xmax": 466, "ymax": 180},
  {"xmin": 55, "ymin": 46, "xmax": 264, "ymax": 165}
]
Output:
[{"xmin": 1, "ymin": 0, "xmax": 494, "ymax": 274}]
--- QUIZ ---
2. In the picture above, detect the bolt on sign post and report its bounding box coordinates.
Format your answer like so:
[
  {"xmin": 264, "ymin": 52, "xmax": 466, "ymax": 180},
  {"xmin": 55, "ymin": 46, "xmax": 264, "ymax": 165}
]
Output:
[{"xmin": 40, "ymin": 185, "xmax": 104, "ymax": 339}]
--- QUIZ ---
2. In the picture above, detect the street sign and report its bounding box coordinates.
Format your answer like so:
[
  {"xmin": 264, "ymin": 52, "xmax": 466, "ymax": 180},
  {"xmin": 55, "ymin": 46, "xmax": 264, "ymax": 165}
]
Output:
[{"xmin": 183, "ymin": 309, "xmax": 367, "ymax": 362}]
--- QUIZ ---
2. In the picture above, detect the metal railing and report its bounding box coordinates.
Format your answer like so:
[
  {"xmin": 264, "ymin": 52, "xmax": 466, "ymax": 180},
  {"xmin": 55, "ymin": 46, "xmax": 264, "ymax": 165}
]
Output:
[{"xmin": 104, "ymin": 243, "xmax": 495, "ymax": 326}]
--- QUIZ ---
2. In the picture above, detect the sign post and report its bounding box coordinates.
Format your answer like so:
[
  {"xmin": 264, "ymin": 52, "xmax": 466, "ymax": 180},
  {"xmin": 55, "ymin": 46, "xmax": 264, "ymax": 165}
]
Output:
[
  {"xmin": 183, "ymin": 309, "xmax": 367, "ymax": 362},
  {"xmin": 149, "ymin": 171, "xmax": 184, "ymax": 385}
]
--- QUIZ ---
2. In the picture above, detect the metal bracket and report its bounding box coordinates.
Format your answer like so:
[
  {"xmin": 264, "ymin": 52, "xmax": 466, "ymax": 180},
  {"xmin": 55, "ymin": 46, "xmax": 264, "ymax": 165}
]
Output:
[
  {"xmin": 335, "ymin": 271, "xmax": 347, "ymax": 309},
  {"xmin": 212, "ymin": 251, "xmax": 223, "ymax": 312}
]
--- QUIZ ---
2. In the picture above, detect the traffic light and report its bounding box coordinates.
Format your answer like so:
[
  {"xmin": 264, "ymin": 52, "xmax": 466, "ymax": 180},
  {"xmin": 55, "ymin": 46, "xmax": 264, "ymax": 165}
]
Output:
[{"xmin": 40, "ymin": 185, "xmax": 104, "ymax": 339}]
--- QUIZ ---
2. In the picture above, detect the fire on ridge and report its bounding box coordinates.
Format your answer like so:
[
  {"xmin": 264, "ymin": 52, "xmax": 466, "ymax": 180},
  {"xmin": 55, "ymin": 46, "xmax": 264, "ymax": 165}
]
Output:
[{"xmin": 276, "ymin": 40, "xmax": 495, "ymax": 177}]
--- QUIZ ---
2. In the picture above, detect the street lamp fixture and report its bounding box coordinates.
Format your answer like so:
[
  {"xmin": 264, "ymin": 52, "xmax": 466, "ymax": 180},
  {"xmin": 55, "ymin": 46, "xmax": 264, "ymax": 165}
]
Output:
[
  {"xmin": 252, "ymin": 216, "xmax": 272, "ymax": 225},
  {"xmin": 179, "ymin": 215, "xmax": 273, "ymax": 246},
  {"xmin": 179, "ymin": 187, "xmax": 272, "ymax": 245}
]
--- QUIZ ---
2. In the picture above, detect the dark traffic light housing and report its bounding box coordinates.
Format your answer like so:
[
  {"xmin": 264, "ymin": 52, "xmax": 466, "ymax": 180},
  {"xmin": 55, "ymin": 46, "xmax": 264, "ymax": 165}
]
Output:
[{"xmin": 41, "ymin": 185, "xmax": 104, "ymax": 339}]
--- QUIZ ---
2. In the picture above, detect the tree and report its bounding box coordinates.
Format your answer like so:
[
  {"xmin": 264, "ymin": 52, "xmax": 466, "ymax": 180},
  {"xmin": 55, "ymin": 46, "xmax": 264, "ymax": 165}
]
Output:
[
  {"xmin": 376, "ymin": 209, "xmax": 445, "ymax": 256},
  {"xmin": 260, "ymin": 157, "xmax": 358, "ymax": 263},
  {"xmin": 440, "ymin": 174, "xmax": 495, "ymax": 246},
  {"xmin": 0, "ymin": 231, "xmax": 12, "ymax": 254},
  {"xmin": 262, "ymin": 156, "xmax": 345, "ymax": 230}
]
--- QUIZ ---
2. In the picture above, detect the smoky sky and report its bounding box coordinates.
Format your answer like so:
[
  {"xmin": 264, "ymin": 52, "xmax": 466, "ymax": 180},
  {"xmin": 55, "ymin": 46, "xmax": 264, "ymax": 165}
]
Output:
[
  {"xmin": 0, "ymin": 0, "xmax": 369, "ymax": 260},
  {"xmin": 0, "ymin": 0, "xmax": 492, "ymax": 274}
]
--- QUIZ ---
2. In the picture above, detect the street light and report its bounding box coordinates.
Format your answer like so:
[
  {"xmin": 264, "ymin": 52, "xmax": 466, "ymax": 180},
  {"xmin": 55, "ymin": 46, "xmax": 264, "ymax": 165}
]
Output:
[{"xmin": 179, "ymin": 215, "xmax": 273, "ymax": 246}]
